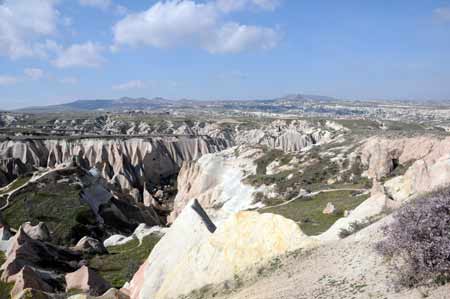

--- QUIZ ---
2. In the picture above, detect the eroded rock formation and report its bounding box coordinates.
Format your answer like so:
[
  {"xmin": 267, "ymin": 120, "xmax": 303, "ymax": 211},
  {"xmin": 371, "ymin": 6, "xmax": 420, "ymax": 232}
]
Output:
[
  {"xmin": 360, "ymin": 136, "xmax": 450, "ymax": 201},
  {"xmin": 0, "ymin": 136, "xmax": 229, "ymax": 193},
  {"xmin": 168, "ymin": 146, "xmax": 267, "ymax": 224},
  {"xmin": 124, "ymin": 200, "xmax": 317, "ymax": 299}
]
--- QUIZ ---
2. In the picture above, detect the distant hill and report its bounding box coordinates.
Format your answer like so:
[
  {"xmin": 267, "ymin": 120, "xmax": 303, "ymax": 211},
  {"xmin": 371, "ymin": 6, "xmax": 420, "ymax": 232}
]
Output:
[
  {"xmin": 14, "ymin": 94, "xmax": 342, "ymax": 113},
  {"xmin": 15, "ymin": 97, "xmax": 174, "ymax": 113}
]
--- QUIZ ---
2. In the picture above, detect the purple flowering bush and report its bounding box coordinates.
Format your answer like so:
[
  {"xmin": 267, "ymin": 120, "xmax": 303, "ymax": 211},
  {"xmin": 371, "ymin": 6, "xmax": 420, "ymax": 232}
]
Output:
[{"xmin": 377, "ymin": 187, "xmax": 450, "ymax": 287}]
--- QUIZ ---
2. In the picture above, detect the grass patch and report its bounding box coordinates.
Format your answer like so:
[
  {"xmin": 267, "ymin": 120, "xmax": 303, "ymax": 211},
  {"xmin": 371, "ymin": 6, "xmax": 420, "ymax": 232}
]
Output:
[
  {"xmin": 0, "ymin": 175, "xmax": 31, "ymax": 195},
  {"xmin": 87, "ymin": 235, "xmax": 161, "ymax": 288},
  {"xmin": 261, "ymin": 190, "xmax": 369, "ymax": 236},
  {"xmin": 2, "ymin": 182, "xmax": 92, "ymax": 246}
]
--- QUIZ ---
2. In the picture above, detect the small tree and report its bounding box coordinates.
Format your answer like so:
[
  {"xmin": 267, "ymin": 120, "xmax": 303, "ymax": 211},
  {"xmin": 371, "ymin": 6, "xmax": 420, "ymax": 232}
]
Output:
[{"xmin": 376, "ymin": 187, "xmax": 450, "ymax": 287}]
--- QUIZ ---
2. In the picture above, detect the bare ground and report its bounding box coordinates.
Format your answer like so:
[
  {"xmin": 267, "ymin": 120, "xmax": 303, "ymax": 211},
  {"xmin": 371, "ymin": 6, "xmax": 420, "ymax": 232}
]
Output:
[{"xmin": 191, "ymin": 216, "xmax": 450, "ymax": 299}]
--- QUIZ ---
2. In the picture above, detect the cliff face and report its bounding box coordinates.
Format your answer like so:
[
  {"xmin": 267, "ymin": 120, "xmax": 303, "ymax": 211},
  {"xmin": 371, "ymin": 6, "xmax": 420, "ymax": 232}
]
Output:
[
  {"xmin": 360, "ymin": 136, "xmax": 450, "ymax": 201},
  {"xmin": 234, "ymin": 120, "xmax": 335, "ymax": 152},
  {"xmin": 168, "ymin": 146, "xmax": 267, "ymax": 224},
  {"xmin": 0, "ymin": 136, "xmax": 230, "ymax": 192}
]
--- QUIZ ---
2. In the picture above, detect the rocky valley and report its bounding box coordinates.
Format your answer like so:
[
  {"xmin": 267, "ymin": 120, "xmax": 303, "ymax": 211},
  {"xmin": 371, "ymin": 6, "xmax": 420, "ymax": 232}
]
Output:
[{"xmin": 1, "ymin": 100, "xmax": 450, "ymax": 299}]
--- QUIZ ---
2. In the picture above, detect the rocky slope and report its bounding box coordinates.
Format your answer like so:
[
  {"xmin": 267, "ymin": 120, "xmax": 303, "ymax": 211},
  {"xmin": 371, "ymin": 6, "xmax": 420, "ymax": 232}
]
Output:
[
  {"xmin": 168, "ymin": 146, "xmax": 268, "ymax": 224},
  {"xmin": 360, "ymin": 136, "xmax": 450, "ymax": 202},
  {"xmin": 0, "ymin": 136, "xmax": 229, "ymax": 200},
  {"xmin": 123, "ymin": 200, "xmax": 316, "ymax": 299}
]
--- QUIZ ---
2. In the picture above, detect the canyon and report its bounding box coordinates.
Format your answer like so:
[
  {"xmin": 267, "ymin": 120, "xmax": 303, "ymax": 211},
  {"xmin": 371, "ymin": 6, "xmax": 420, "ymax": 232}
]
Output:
[{"xmin": 0, "ymin": 112, "xmax": 450, "ymax": 299}]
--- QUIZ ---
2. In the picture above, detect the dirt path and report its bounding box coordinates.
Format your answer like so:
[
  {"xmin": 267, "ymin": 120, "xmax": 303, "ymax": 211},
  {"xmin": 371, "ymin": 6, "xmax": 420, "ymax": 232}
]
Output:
[{"xmin": 258, "ymin": 188, "xmax": 368, "ymax": 211}]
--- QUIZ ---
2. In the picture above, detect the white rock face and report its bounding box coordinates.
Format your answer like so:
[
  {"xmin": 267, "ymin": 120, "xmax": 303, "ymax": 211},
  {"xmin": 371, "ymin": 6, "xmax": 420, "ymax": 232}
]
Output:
[
  {"xmin": 125, "ymin": 200, "xmax": 317, "ymax": 299},
  {"xmin": 0, "ymin": 136, "xmax": 229, "ymax": 193},
  {"xmin": 0, "ymin": 226, "xmax": 13, "ymax": 252},
  {"xmin": 360, "ymin": 136, "xmax": 450, "ymax": 179},
  {"xmin": 124, "ymin": 200, "xmax": 212, "ymax": 299},
  {"xmin": 384, "ymin": 154, "xmax": 450, "ymax": 202},
  {"xmin": 360, "ymin": 136, "xmax": 450, "ymax": 201},
  {"xmin": 234, "ymin": 120, "xmax": 335, "ymax": 152},
  {"xmin": 103, "ymin": 224, "xmax": 167, "ymax": 248},
  {"xmin": 169, "ymin": 146, "xmax": 266, "ymax": 224}
]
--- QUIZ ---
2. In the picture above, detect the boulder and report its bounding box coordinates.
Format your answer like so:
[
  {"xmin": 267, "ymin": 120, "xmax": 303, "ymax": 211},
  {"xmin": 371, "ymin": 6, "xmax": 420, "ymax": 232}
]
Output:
[
  {"xmin": 65, "ymin": 266, "xmax": 111, "ymax": 296},
  {"xmin": 1, "ymin": 228, "xmax": 81, "ymax": 281},
  {"xmin": 0, "ymin": 225, "xmax": 12, "ymax": 241},
  {"xmin": 73, "ymin": 237, "xmax": 107, "ymax": 255},
  {"xmin": 22, "ymin": 222, "xmax": 51, "ymax": 242},
  {"xmin": 322, "ymin": 202, "xmax": 336, "ymax": 215},
  {"xmin": 7, "ymin": 266, "xmax": 53, "ymax": 298}
]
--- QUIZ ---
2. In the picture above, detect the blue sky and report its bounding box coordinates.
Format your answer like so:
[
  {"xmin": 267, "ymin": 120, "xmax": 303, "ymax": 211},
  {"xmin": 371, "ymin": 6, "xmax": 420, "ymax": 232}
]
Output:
[{"xmin": 1, "ymin": 0, "xmax": 450, "ymax": 109}]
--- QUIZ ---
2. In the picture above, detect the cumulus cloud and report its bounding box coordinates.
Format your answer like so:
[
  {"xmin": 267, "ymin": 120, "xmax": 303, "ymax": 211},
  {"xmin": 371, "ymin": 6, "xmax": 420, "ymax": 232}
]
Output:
[
  {"xmin": 0, "ymin": 75, "xmax": 18, "ymax": 86},
  {"xmin": 112, "ymin": 0, "xmax": 280, "ymax": 54},
  {"xmin": 433, "ymin": 7, "xmax": 450, "ymax": 22},
  {"xmin": 24, "ymin": 68, "xmax": 44, "ymax": 80},
  {"xmin": 0, "ymin": 0, "xmax": 59, "ymax": 59},
  {"xmin": 52, "ymin": 42, "xmax": 105, "ymax": 68},
  {"xmin": 205, "ymin": 23, "xmax": 278, "ymax": 53},
  {"xmin": 113, "ymin": 80, "xmax": 145, "ymax": 90},
  {"xmin": 113, "ymin": 1, "xmax": 218, "ymax": 48}
]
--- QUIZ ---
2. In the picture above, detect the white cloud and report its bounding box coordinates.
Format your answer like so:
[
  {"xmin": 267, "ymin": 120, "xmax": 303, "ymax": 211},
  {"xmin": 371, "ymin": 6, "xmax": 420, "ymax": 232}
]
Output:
[
  {"xmin": 112, "ymin": 0, "xmax": 280, "ymax": 54},
  {"xmin": 0, "ymin": 0, "xmax": 59, "ymax": 59},
  {"xmin": 433, "ymin": 7, "xmax": 450, "ymax": 22},
  {"xmin": 206, "ymin": 23, "xmax": 278, "ymax": 53},
  {"xmin": 60, "ymin": 77, "xmax": 79, "ymax": 84},
  {"xmin": 216, "ymin": 0, "xmax": 280, "ymax": 12},
  {"xmin": 24, "ymin": 68, "xmax": 44, "ymax": 80},
  {"xmin": 113, "ymin": 80, "xmax": 145, "ymax": 90},
  {"xmin": 0, "ymin": 75, "xmax": 18, "ymax": 86},
  {"xmin": 52, "ymin": 42, "xmax": 105, "ymax": 68},
  {"xmin": 113, "ymin": 1, "xmax": 218, "ymax": 48}
]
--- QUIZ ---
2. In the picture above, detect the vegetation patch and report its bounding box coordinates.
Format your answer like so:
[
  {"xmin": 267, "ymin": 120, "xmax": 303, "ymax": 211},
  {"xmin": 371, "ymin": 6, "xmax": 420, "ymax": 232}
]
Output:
[
  {"xmin": 0, "ymin": 175, "xmax": 31, "ymax": 196},
  {"xmin": 88, "ymin": 235, "xmax": 161, "ymax": 288},
  {"xmin": 377, "ymin": 187, "xmax": 450, "ymax": 288},
  {"xmin": 2, "ymin": 182, "xmax": 92, "ymax": 246},
  {"xmin": 254, "ymin": 148, "xmax": 287, "ymax": 175},
  {"xmin": 261, "ymin": 190, "xmax": 369, "ymax": 235},
  {"xmin": 339, "ymin": 220, "xmax": 373, "ymax": 239}
]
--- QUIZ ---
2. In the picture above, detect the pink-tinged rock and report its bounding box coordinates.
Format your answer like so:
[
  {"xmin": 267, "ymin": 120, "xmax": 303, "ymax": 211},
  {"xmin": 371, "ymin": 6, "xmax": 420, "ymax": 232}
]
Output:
[
  {"xmin": 1, "ymin": 227, "xmax": 81, "ymax": 282},
  {"xmin": 120, "ymin": 260, "xmax": 148, "ymax": 299},
  {"xmin": 65, "ymin": 265, "xmax": 111, "ymax": 296},
  {"xmin": 322, "ymin": 202, "xmax": 336, "ymax": 215},
  {"xmin": 7, "ymin": 266, "xmax": 53, "ymax": 298}
]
